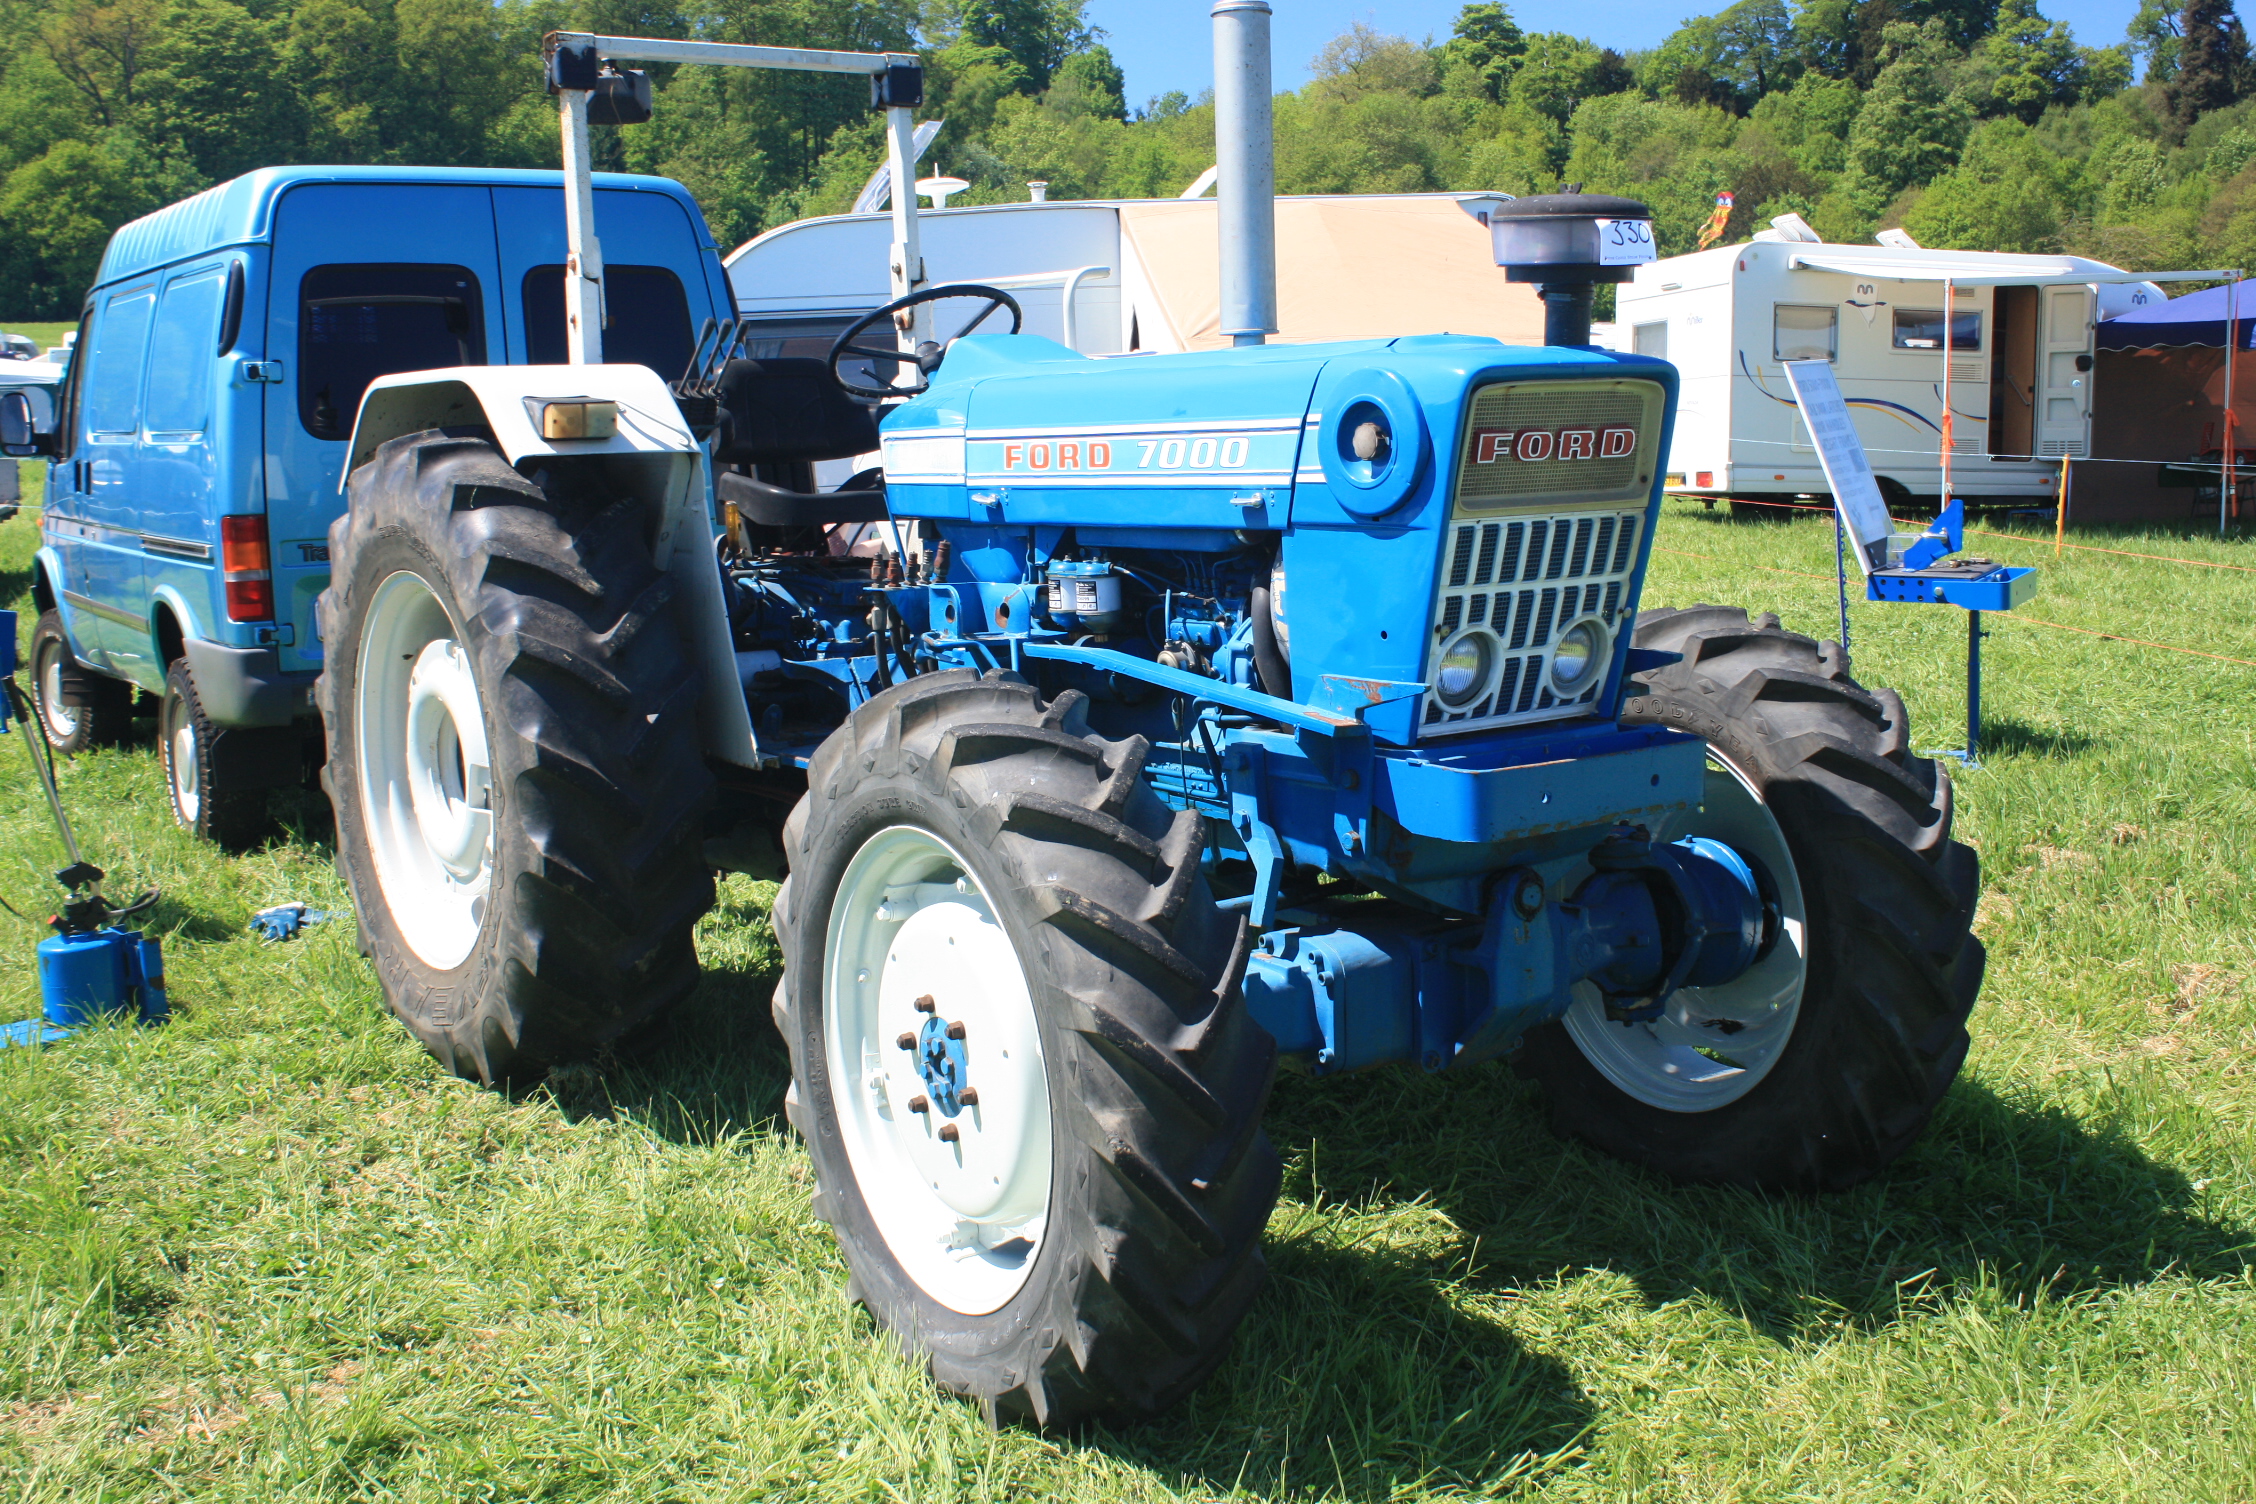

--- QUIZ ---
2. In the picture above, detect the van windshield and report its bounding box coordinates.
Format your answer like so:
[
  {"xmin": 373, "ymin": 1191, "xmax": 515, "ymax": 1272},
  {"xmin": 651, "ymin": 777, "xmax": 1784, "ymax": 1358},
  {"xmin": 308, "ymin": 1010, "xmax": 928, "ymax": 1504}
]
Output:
[{"xmin": 299, "ymin": 264, "xmax": 486, "ymax": 440}]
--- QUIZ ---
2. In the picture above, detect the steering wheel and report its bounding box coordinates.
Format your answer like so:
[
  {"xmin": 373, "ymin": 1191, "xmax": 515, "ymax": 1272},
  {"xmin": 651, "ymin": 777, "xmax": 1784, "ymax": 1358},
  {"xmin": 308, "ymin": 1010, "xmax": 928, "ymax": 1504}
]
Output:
[{"xmin": 828, "ymin": 284, "xmax": 1023, "ymax": 400}]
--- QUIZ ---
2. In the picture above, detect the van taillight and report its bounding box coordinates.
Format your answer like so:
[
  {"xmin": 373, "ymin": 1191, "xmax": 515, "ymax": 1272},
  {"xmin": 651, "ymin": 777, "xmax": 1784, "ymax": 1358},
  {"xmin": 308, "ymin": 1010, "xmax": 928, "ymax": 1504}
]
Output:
[{"xmin": 221, "ymin": 514, "xmax": 273, "ymax": 622}]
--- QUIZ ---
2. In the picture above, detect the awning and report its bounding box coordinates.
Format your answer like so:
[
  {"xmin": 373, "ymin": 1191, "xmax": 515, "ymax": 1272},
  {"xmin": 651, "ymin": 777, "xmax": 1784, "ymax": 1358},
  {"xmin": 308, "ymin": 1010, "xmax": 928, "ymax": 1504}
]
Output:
[
  {"xmin": 2095, "ymin": 279, "xmax": 2256, "ymax": 350},
  {"xmin": 1783, "ymin": 250, "xmax": 2233, "ymax": 289}
]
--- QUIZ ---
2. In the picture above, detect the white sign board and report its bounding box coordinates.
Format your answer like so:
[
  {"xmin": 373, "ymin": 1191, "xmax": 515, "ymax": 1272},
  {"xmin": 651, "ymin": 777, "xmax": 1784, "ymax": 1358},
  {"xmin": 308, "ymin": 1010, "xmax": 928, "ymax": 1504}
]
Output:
[
  {"xmin": 1781, "ymin": 358, "xmax": 1893, "ymax": 574},
  {"xmin": 1596, "ymin": 219, "xmax": 1656, "ymax": 266}
]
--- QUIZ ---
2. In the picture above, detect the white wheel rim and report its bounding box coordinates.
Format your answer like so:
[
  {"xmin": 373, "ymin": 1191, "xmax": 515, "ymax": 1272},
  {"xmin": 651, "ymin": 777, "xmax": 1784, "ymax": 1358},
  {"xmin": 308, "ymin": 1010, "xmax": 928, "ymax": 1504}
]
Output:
[
  {"xmin": 38, "ymin": 647, "xmax": 77, "ymax": 740},
  {"xmin": 1561, "ymin": 750, "xmax": 1808, "ymax": 1112},
  {"xmin": 169, "ymin": 710, "xmax": 200, "ymax": 822},
  {"xmin": 824, "ymin": 825, "xmax": 1051, "ymax": 1315},
  {"xmin": 355, "ymin": 570, "xmax": 494, "ymax": 970}
]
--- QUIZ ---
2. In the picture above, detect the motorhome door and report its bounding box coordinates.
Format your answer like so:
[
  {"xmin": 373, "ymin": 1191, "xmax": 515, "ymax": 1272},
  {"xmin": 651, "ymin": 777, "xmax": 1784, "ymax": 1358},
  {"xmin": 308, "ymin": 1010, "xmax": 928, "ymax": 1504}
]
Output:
[{"xmin": 2037, "ymin": 285, "xmax": 2093, "ymax": 457}]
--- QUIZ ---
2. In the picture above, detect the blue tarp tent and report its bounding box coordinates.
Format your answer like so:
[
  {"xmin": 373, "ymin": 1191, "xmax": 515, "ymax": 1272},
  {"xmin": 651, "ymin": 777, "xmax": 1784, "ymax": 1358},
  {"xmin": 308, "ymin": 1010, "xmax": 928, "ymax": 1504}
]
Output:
[{"xmin": 2095, "ymin": 280, "xmax": 2256, "ymax": 349}]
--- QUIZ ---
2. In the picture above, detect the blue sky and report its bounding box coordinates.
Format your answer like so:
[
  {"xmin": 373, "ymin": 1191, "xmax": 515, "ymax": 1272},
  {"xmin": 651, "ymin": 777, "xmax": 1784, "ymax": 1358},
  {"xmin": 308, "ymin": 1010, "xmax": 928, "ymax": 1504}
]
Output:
[{"xmin": 1082, "ymin": 1, "xmax": 2151, "ymax": 110}]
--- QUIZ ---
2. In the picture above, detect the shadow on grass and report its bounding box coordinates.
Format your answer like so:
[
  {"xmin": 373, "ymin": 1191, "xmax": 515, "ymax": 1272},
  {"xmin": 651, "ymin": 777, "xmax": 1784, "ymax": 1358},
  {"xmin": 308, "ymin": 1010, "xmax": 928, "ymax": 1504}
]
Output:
[
  {"xmin": 1261, "ymin": 1061, "xmax": 2249, "ymax": 1341},
  {"xmin": 1102, "ymin": 1236, "xmax": 1594, "ymax": 1501},
  {"xmin": 526, "ymin": 879, "xmax": 790, "ymax": 1143},
  {"xmin": 506, "ymin": 908, "xmax": 2246, "ymax": 1493},
  {"xmin": 1072, "ymin": 1059, "xmax": 2251, "ymax": 1494},
  {"xmin": 1975, "ymin": 714, "xmax": 2098, "ymax": 759}
]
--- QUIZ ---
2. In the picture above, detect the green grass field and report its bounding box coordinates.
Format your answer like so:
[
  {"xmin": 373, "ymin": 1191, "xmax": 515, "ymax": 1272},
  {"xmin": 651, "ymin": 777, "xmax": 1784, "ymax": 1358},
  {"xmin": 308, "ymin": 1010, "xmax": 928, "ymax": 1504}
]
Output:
[{"xmin": 3, "ymin": 485, "xmax": 2255, "ymax": 1502}]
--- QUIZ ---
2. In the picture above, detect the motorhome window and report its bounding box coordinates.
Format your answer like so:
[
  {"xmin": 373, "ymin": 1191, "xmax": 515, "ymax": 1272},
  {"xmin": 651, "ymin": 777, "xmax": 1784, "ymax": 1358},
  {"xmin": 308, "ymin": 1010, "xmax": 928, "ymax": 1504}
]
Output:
[
  {"xmin": 1772, "ymin": 304, "xmax": 1836, "ymax": 362},
  {"xmin": 1893, "ymin": 308, "xmax": 1982, "ymax": 351},
  {"xmin": 1632, "ymin": 321, "xmax": 1667, "ymax": 358},
  {"xmin": 86, "ymin": 285, "xmax": 157, "ymax": 434},
  {"xmin": 144, "ymin": 269, "xmax": 224, "ymax": 434},
  {"xmin": 298, "ymin": 264, "xmax": 486, "ymax": 441},
  {"xmin": 522, "ymin": 265, "xmax": 694, "ymax": 378}
]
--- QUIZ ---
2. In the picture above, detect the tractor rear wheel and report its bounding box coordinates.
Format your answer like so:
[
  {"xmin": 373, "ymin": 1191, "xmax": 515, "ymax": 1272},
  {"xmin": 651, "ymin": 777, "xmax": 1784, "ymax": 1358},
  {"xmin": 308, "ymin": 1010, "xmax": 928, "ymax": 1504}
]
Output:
[
  {"xmin": 1517, "ymin": 606, "xmax": 1982, "ymax": 1193},
  {"xmin": 774, "ymin": 669, "xmax": 1279, "ymax": 1427},
  {"xmin": 316, "ymin": 429, "xmax": 714, "ymax": 1082}
]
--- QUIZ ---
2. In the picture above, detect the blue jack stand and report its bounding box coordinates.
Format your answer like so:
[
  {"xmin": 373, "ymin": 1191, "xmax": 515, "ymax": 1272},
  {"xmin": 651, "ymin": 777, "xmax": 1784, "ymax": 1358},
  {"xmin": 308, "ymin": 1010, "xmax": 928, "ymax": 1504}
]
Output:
[
  {"xmin": 0, "ymin": 607, "xmax": 169, "ymax": 1049},
  {"xmin": 1861, "ymin": 501, "xmax": 2039, "ymax": 770}
]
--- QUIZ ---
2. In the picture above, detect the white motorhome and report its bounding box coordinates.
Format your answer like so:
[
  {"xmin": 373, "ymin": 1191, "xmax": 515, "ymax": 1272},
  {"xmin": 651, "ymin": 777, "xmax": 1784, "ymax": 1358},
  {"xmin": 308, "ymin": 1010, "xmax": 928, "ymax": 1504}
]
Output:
[
  {"xmin": 724, "ymin": 191, "xmax": 1550, "ymax": 360},
  {"xmin": 1614, "ymin": 234, "xmax": 2175, "ymax": 507}
]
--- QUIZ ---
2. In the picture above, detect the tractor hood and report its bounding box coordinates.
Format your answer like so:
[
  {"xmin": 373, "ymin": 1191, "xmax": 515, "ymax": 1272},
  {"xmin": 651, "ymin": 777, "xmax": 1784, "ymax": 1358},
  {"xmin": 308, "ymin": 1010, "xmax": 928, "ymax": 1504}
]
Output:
[{"xmin": 881, "ymin": 333, "xmax": 1679, "ymax": 746}]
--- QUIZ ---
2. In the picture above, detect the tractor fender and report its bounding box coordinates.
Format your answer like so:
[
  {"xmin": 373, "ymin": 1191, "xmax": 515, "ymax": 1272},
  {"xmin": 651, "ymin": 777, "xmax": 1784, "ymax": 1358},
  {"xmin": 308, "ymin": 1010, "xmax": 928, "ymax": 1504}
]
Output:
[{"xmin": 342, "ymin": 365, "xmax": 756, "ymax": 769}]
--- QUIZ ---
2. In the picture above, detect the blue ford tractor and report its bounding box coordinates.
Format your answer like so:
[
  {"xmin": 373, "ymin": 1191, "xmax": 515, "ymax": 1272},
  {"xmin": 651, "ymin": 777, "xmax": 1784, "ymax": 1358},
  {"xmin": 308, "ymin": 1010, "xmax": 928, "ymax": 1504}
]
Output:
[{"xmin": 292, "ymin": 10, "xmax": 1981, "ymax": 1428}]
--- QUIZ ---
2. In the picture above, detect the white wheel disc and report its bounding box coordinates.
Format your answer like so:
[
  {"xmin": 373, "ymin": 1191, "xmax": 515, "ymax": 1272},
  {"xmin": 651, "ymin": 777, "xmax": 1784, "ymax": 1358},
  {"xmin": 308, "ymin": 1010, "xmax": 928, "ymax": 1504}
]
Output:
[
  {"xmin": 170, "ymin": 711, "xmax": 200, "ymax": 823},
  {"xmin": 824, "ymin": 825, "xmax": 1051, "ymax": 1315},
  {"xmin": 355, "ymin": 570, "xmax": 495, "ymax": 970},
  {"xmin": 38, "ymin": 647, "xmax": 77, "ymax": 741},
  {"xmin": 1561, "ymin": 750, "xmax": 1808, "ymax": 1112}
]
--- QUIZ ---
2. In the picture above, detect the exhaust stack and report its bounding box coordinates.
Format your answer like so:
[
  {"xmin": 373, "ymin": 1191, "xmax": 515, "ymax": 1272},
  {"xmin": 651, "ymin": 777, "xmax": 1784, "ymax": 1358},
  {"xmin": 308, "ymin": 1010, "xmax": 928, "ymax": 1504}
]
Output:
[{"xmin": 1212, "ymin": 0, "xmax": 1276, "ymax": 346}]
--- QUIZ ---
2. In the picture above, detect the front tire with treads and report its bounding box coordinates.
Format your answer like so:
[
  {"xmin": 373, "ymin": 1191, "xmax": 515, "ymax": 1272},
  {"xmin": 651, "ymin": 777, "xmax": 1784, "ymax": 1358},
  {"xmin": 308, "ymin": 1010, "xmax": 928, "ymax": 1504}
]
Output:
[
  {"xmin": 317, "ymin": 429, "xmax": 714, "ymax": 1082},
  {"xmin": 1518, "ymin": 605, "xmax": 1983, "ymax": 1193},
  {"xmin": 774, "ymin": 669, "xmax": 1279, "ymax": 1427}
]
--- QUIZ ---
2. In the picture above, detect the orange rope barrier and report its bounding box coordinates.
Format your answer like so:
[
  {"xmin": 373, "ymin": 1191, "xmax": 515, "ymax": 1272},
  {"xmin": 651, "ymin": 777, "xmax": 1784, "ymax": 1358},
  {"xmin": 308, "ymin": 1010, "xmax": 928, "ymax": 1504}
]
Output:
[
  {"xmin": 1651, "ymin": 544, "xmax": 2256, "ymax": 667},
  {"xmin": 1669, "ymin": 493, "xmax": 2256, "ymax": 574}
]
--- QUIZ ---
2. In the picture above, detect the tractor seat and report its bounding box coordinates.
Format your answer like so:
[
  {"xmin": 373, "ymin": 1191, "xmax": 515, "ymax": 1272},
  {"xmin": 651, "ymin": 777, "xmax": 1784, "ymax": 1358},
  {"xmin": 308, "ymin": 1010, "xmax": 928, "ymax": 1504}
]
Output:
[
  {"xmin": 709, "ymin": 356, "xmax": 888, "ymax": 527},
  {"xmin": 716, "ymin": 468, "xmax": 887, "ymax": 526}
]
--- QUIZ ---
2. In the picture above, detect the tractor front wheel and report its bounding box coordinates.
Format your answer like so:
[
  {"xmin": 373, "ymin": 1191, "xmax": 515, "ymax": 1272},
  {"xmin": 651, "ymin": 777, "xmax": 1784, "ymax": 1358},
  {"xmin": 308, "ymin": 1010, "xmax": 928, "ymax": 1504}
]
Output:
[
  {"xmin": 317, "ymin": 430, "xmax": 714, "ymax": 1082},
  {"xmin": 1517, "ymin": 606, "xmax": 1983, "ymax": 1193},
  {"xmin": 774, "ymin": 670, "xmax": 1280, "ymax": 1426}
]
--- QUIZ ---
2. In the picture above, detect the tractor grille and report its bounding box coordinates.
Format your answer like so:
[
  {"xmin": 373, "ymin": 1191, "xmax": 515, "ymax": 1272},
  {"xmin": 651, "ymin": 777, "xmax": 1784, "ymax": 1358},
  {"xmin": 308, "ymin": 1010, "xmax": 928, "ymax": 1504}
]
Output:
[{"xmin": 1420, "ymin": 509, "xmax": 1645, "ymax": 734}]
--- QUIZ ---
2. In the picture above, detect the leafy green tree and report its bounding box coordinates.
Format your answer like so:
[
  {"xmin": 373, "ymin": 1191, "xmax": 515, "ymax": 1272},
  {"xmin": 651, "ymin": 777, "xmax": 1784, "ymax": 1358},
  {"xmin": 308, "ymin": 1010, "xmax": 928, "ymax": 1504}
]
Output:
[
  {"xmin": 1902, "ymin": 114, "xmax": 2062, "ymax": 246},
  {"xmin": 1843, "ymin": 20, "xmax": 1974, "ymax": 195},
  {"xmin": 1510, "ymin": 31, "xmax": 1629, "ymax": 124},
  {"xmin": 2164, "ymin": 0, "xmax": 2248, "ymax": 136},
  {"xmin": 0, "ymin": 130, "xmax": 199, "ymax": 312},
  {"xmin": 2129, "ymin": 0, "xmax": 2183, "ymax": 78},
  {"xmin": 1049, "ymin": 43, "xmax": 1123, "ymax": 120},
  {"xmin": 1444, "ymin": 2, "xmax": 1525, "ymax": 103}
]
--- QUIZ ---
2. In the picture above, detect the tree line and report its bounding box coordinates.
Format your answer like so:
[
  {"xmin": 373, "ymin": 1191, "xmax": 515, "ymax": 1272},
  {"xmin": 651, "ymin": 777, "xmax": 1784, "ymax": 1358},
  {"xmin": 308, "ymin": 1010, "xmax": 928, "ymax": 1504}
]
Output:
[{"xmin": 3, "ymin": 0, "xmax": 2253, "ymax": 319}]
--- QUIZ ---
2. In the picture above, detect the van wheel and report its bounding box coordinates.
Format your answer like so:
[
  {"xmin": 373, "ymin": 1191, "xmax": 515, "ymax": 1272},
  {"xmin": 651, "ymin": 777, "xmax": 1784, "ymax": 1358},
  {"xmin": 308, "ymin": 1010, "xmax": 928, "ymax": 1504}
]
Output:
[
  {"xmin": 160, "ymin": 660, "xmax": 271, "ymax": 849},
  {"xmin": 316, "ymin": 429, "xmax": 715, "ymax": 1083},
  {"xmin": 29, "ymin": 609, "xmax": 129, "ymax": 753}
]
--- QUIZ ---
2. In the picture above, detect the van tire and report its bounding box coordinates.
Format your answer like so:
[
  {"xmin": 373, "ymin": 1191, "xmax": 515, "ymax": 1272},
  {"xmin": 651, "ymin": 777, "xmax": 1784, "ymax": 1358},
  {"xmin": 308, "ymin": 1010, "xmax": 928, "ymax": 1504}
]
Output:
[
  {"xmin": 29, "ymin": 609, "xmax": 130, "ymax": 754},
  {"xmin": 160, "ymin": 660, "xmax": 271, "ymax": 849},
  {"xmin": 316, "ymin": 429, "xmax": 714, "ymax": 1083}
]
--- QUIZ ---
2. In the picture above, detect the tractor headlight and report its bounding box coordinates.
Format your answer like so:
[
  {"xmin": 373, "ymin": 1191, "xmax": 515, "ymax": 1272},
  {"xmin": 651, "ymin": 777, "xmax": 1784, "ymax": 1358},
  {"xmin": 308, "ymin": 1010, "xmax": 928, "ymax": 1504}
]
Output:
[
  {"xmin": 1435, "ymin": 629, "xmax": 1496, "ymax": 708},
  {"xmin": 1547, "ymin": 616, "xmax": 1609, "ymax": 695}
]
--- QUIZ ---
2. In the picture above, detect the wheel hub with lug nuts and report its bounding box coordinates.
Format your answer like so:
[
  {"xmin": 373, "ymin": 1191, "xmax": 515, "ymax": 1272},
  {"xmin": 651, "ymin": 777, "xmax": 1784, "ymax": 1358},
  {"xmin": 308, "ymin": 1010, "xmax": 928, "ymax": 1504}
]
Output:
[{"xmin": 825, "ymin": 826, "xmax": 1052, "ymax": 1315}]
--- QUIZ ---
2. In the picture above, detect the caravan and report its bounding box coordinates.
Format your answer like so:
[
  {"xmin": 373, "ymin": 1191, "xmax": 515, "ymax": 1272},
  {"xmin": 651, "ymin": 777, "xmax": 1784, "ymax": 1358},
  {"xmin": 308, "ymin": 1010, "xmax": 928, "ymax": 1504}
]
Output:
[{"xmin": 1614, "ymin": 228, "xmax": 2189, "ymax": 509}]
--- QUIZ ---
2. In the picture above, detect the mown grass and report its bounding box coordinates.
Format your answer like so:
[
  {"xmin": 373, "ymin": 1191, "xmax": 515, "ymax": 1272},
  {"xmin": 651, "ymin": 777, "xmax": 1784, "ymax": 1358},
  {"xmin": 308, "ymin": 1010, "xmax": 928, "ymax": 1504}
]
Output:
[{"xmin": 4, "ymin": 487, "xmax": 2256, "ymax": 1501}]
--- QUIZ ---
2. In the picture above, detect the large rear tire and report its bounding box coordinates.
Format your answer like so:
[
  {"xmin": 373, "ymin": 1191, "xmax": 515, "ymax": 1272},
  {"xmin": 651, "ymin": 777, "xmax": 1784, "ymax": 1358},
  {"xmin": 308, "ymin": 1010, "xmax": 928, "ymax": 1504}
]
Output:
[
  {"xmin": 316, "ymin": 430, "xmax": 715, "ymax": 1082},
  {"xmin": 774, "ymin": 669, "xmax": 1279, "ymax": 1427},
  {"xmin": 1518, "ymin": 606, "xmax": 1982, "ymax": 1192}
]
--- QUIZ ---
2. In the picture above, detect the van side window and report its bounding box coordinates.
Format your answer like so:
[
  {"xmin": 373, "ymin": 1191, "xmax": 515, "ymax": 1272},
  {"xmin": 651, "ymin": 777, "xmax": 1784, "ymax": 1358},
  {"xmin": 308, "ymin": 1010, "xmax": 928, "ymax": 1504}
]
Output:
[
  {"xmin": 299, "ymin": 264, "xmax": 486, "ymax": 440},
  {"xmin": 145, "ymin": 269, "xmax": 225, "ymax": 434},
  {"xmin": 1772, "ymin": 304, "xmax": 1836, "ymax": 363},
  {"xmin": 522, "ymin": 265, "xmax": 693, "ymax": 378},
  {"xmin": 1632, "ymin": 321, "xmax": 1667, "ymax": 358},
  {"xmin": 87, "ymin": 285, "xmax": 158, "ymax": 434}
]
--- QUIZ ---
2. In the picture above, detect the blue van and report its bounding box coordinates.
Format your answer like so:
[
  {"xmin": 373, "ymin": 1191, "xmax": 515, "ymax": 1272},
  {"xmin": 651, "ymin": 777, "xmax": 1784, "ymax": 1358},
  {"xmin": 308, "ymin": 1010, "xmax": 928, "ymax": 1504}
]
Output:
[{"xmin": 3, "ymin": 166, "xmax": 732, "ymax": 844}]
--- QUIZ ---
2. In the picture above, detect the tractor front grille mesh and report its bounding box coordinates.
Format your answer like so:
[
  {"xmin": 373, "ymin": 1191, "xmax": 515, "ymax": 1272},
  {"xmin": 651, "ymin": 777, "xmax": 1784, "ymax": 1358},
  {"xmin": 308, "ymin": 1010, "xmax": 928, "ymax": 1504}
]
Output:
[{"xmin": 1421, "ymin": 509, "xmax": 1645, "ymax": 734}]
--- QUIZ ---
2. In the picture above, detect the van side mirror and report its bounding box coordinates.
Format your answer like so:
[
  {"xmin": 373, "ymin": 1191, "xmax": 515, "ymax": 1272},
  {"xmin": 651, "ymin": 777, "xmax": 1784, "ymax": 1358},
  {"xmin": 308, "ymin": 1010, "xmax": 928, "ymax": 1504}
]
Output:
[{"xmin": 0, "ymin": 389, "xmax": 55, "ymax": 458}]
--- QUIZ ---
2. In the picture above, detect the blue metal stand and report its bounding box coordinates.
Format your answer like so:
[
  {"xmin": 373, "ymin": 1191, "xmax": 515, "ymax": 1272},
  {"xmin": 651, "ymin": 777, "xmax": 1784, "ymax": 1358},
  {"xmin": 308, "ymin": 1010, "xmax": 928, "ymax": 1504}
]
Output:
[{"xmin": 1859, "ymin": 501, "xmax": 2039, "ymax": 772}]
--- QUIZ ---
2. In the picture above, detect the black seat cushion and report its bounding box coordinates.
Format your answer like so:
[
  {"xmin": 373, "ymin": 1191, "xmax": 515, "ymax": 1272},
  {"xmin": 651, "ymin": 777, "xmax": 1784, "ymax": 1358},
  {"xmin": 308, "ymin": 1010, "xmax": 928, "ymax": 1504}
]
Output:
[
  {"xmin": 712, "ymin": 357, "xmax": 880, "ymax": 466},
  {"xmin": 716, "ymin": 468, "xmax": 887, "ymax": 527}
]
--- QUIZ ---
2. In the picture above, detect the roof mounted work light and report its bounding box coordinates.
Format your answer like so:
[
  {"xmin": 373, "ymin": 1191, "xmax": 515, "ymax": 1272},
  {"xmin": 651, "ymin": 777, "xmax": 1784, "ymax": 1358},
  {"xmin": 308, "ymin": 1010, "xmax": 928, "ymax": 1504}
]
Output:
[{"xmin": 1489, "ymin": 190, "xmax": 1656, "ymax": 348}]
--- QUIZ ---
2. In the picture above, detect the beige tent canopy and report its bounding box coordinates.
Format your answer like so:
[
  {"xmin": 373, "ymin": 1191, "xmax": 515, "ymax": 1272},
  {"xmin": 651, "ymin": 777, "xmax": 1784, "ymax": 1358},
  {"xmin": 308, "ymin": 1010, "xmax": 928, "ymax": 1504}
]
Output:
[{"xmin": 1119, "ymin": 196, "xmax": 1548, "ymax": 350}]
